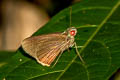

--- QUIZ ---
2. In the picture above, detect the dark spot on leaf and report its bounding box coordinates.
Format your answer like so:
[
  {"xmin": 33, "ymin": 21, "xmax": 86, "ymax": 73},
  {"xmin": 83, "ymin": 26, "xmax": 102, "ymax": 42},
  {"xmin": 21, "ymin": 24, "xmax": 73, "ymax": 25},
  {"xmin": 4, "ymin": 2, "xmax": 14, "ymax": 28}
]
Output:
[{"xmin": 83, "ymin": 30, "xmax": 88, "ymax": 32}]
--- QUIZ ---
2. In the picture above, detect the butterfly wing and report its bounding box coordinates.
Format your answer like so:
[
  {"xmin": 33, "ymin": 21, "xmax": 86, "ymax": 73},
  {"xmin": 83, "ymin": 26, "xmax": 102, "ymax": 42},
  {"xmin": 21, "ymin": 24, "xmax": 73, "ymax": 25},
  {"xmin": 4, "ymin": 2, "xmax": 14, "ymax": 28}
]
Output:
[
  {"xmin": 22, "ymin": 33, "xmax": 67, "ymax": 66},
  {"xmin": 37, "ymin": 44, "xmax": 62, "ymax": 66}
]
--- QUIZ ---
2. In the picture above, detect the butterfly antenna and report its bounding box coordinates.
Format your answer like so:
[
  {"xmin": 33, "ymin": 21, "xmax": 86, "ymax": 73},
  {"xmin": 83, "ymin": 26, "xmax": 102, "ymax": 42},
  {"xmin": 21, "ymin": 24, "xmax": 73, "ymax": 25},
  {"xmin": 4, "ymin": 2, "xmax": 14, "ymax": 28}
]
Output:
[
  {"xmin": 69, "ymin": 6, "xmax": 72, "ymax": 27},
  {"xmin": 74, "ymin": 42, "xmax": 85, "ymax": 64},
  {"xmin": 51, "ymin": 51, "xmax": 63, "ymax": 68}
]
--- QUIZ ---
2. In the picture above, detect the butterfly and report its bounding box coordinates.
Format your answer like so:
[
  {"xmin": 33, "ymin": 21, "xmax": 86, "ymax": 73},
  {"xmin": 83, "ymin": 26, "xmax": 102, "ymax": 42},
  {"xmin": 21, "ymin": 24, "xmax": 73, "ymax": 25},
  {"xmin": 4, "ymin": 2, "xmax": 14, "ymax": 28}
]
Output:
[{"xmin": 21, "ymin": 27, "xmax": 78, "ymax": 67}]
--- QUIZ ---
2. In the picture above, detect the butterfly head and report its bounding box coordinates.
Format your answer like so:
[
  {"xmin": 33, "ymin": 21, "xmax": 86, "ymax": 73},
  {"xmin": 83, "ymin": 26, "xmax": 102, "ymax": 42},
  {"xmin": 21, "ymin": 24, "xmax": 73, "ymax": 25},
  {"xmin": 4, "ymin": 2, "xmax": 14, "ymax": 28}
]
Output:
[{"xmin": 66, "ymin": 27, "xmax": 77, "ymax": 37}]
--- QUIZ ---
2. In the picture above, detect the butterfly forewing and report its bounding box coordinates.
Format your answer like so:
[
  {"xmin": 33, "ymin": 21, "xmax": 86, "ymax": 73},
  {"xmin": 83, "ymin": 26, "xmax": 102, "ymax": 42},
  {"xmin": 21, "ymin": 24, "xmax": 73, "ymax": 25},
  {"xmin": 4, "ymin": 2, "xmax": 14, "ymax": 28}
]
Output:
[{"xmin": 22, "ymin": 33, "xmax": 68, "ymax": 66}]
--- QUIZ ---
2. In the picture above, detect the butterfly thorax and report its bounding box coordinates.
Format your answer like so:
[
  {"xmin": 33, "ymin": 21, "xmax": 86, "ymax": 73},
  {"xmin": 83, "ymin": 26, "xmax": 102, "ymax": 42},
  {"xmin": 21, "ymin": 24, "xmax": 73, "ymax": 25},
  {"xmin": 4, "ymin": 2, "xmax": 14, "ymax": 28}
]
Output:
[{"xmin": 61, "ymin": 32, "xmax": 75, "ymax": 51}]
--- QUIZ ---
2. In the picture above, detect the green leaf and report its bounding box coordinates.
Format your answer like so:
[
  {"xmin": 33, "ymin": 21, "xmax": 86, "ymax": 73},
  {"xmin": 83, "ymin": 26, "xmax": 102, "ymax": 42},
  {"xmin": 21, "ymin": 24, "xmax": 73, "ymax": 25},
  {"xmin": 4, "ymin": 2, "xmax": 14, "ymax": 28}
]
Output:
[
  {"xmin": 0, "ymin": 51, "xmax": 15, "ymax": 67},
  {"xmin": 0, "ymin": 0, "xmax": 120, "ymax": 80}
]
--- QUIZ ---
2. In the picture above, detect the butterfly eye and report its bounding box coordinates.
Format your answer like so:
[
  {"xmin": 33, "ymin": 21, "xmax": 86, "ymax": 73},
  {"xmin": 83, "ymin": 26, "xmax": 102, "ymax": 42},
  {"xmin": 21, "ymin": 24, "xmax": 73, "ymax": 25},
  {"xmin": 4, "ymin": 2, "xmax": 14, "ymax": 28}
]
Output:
[{"xmin": 70, "ymin": 30, "xmax": 76, "ymax": 36}]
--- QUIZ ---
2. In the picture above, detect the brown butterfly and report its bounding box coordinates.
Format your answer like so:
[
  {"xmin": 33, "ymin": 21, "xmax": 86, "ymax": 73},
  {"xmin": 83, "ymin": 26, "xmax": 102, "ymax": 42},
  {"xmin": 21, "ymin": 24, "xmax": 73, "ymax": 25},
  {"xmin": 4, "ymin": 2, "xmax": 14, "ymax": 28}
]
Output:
[{"xmin": 21, "ymin": 27, "xmax": 79, "ymax": 67}]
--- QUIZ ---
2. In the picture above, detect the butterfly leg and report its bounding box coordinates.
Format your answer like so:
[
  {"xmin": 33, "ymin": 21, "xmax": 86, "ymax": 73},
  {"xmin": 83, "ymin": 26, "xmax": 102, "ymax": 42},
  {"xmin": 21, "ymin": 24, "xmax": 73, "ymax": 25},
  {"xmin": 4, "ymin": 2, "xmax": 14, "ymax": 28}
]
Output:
[
  {"xmin": 51, "ymin": 50, "xmax": 64, "ymax": 68},
  {"xmin": 70, "ymin": 41, "xmax": 83, "ymax": 48},
  {"xmin": 74, "ymin": 42, "xmax": 85, "ymax": 64},
  {"xmin": 72, "ymin": 45, "xmax": 83, "ymax": 48}
]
